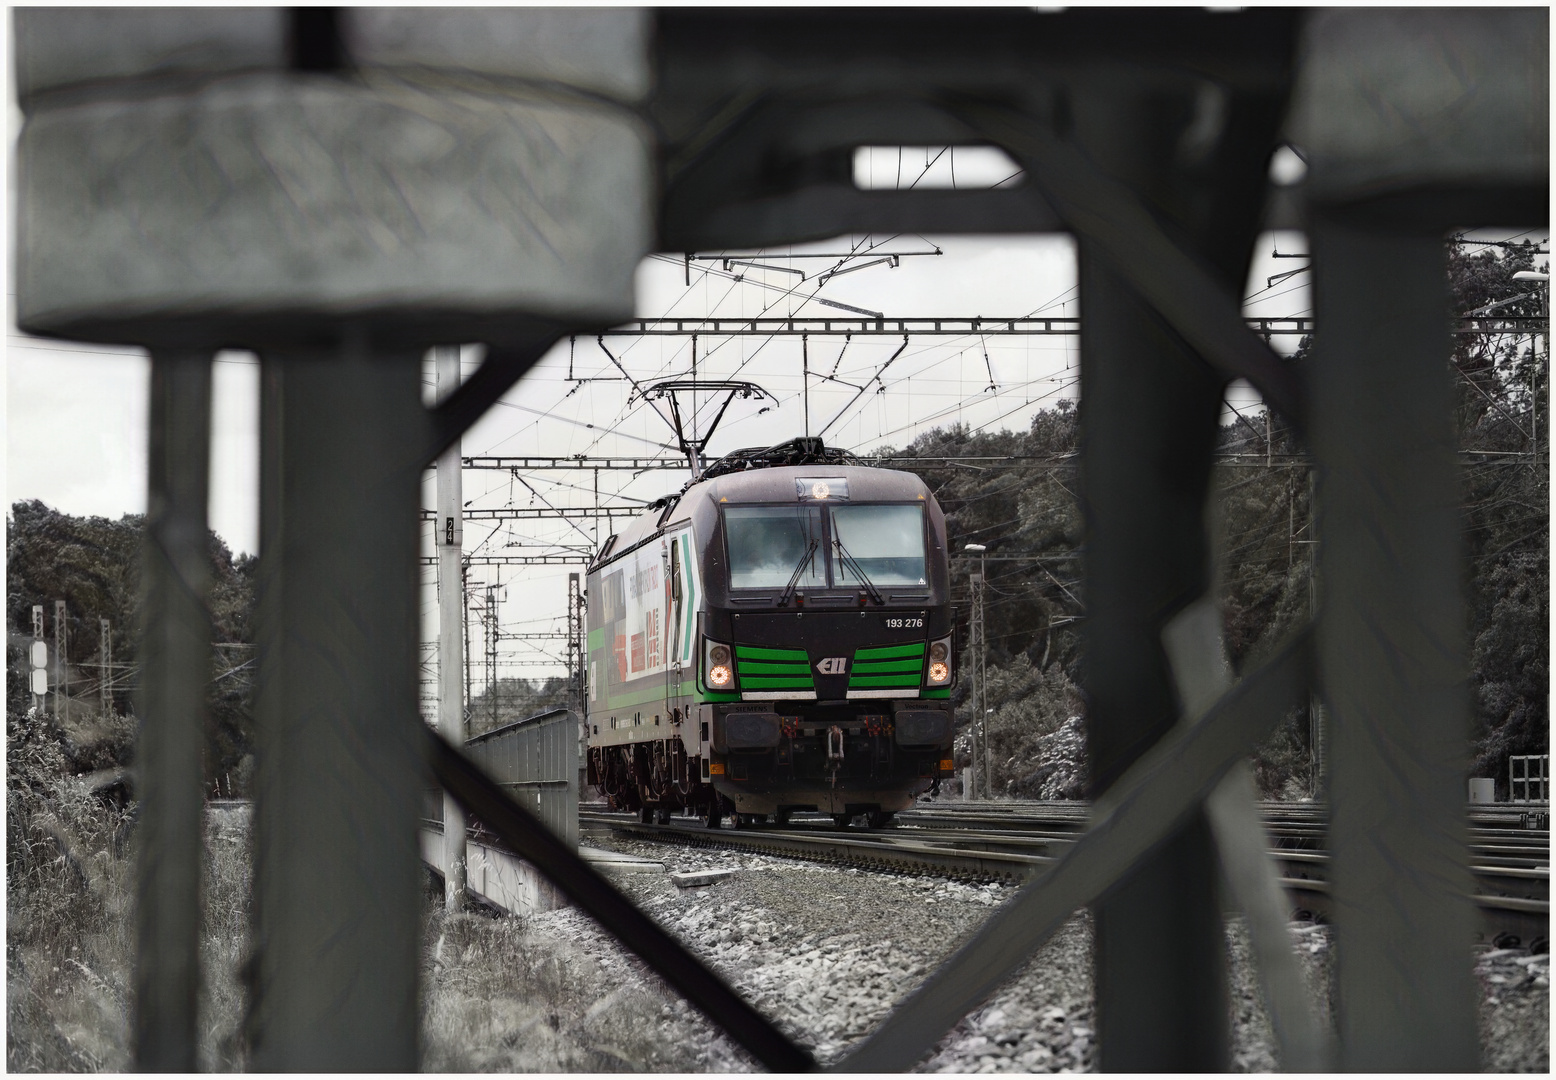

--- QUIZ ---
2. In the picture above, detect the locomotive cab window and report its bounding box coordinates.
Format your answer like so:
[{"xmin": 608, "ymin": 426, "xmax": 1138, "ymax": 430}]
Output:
[
  {"xmin": 830, "ymin": 504, "xmax": 927, "ymax": 586},
  {"xmin": 725, "ymin": 505, "xmax": 826, "ymax": 589}
]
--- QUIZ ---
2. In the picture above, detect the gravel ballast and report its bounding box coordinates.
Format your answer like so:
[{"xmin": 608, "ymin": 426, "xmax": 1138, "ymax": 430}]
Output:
[{"xmin": 484, "ymin": 830, "xmax": 1547, "ymax": 1072}]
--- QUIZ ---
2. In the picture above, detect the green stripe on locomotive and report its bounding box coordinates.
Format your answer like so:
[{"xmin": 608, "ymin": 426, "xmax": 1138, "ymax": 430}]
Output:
[
  {"xmin": 735, "ymin": 644, "xmax": 809, "ymax": 662},
  {"xmin": 848, "ymin": 641, "xmax": 925, "ymax": 691},
  {"xmin": 738, "ymin": 660, "xmax": 814, "ymax": 675},
  {"xmin": 853, "ymin": 642, "xmax": 926, "ymax": 660},
  {"xmin": 850, "ymin": 659, "xmax": 923, "ymax": 674}
]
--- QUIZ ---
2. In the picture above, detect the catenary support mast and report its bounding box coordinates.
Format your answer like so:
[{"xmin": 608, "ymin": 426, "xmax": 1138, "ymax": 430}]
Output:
[{"xmin": 435, "ymin": 346, "xmax": 468, "ymax": 911}]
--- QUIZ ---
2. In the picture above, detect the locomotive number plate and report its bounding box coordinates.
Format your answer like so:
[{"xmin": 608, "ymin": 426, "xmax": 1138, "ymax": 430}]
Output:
[{"xmin": 882, "ymin": 616, "xmax": 925, "ymax": 629}]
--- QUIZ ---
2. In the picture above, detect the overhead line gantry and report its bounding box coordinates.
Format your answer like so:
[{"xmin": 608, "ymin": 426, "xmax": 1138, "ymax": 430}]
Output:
[{"xmin": 592, "ymin": 314, "xmax": 1542, "ymax": 338}]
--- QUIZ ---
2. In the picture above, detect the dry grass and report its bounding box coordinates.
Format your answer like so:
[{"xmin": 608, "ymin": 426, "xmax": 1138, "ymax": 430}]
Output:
[
  {"xmin": 198, "ymin": 807, "xmax": 252, "ymax": 1071},
  {"xmin": 6, "ymin": 710, "xmax": 253, "ymax": 1072},
  {"xmin": 8, "ymin": 710, "xmax": 136, "ymax": 1071},
  {"xmin": 417, "ymin": 897, "xmax": 710, "ymax": 1072},
  {"xmin": 7, "ymin": 714, "xmax": 691, "ymax": 1077}
]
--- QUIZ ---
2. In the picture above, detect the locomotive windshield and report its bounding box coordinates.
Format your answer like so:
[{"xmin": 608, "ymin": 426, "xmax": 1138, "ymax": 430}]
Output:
[
  {"xmin": 725, "ymin": 505, "xmax": 826, "ymax": 589},
  {"xmin": 830, "ymin": 504, "xmax": 927, "ymax": 586},
  {"xmin": 724, "ymin": 502, "xmax": 927, "ymax": 589}
]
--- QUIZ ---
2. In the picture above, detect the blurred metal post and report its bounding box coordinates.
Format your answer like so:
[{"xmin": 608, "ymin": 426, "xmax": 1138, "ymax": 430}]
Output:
[
  {"xmin": 250, "ymin": 343, "xmax": 423, "ymax": 1070},
  {"xmin": 436, "ymin": 345, "xmax": 468, "ymax": 911},
  {"xmin": 1308, "ymin": 219, "xmax": 1479, "ymax": 1071},
  {"xmin": 1070, "ymin": 49, "xmax": 1296, "ymax": 1057},
  {"xmin": 133, "ymin": 350, "xmax": 213, "ymax": 1071},
  {"xmin": 1080, "ymin": 245, "xmax": 1230, "ymax": 1070},
  {"xmin": 1070, "ymin": 44, "xmax": 1288, "ymax": 1058}
]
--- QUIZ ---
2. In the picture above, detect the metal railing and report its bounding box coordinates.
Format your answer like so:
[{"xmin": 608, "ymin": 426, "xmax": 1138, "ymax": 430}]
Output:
[
  {"xmin": 12, "ymin": 7, "xmax": 1546, "ymax": 1073},
  {"xmin": 1511, "ymin": 755, "xmax": 1551, "ymax": 805}
]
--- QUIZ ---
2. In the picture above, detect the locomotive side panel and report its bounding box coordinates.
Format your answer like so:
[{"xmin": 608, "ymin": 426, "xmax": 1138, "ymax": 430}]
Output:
[{"xmin": 585, "ymin": 518, "xmax": 712, "ymax": 815}]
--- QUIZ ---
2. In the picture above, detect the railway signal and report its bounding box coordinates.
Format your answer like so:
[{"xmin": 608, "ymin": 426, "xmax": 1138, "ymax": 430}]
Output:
[{"xmin": 30, "ymin": 605, "xmax": 47, "ymax": 705}]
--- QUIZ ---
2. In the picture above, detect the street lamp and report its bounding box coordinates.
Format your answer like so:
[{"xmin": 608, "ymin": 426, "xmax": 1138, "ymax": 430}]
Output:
[{"xmin": 964, "ymin": 544, "xmax": 987, "ymax": 800}]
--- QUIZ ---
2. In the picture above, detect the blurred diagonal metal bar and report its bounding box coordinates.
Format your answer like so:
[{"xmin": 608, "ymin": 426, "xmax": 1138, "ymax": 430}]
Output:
[
  {"xmin": 133, "ymin": 350, "xmax": 213, "ymax": 1071},
  {"xmin": 1206, "ymin": 763, "xmax": 1332, "ymax": 1071},
  {"xmin": 1163, "ymin": 600, "xmax": 1330, "ymax": 1072},
  {"xmin": 961, "ymin": 103, "xmax": 1306, "ymax": 432},
  {"xmin": 1163, "ymin": 600, "xmax": 1331, "ymax": 1076},
  {"xmin": 426, "ymin": 337, "xmax": 564, "ymax": 465},
  {"xmin": 835, "ymin": 629, "xmax": 1313, "ymax": 1073},
  {"xmin": 426, "ymin": 727, "xmax": 817, "ymax": 1073}
]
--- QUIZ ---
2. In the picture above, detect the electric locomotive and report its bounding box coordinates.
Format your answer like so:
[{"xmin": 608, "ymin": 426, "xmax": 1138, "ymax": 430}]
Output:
[{"xmin": 584, "ymin": 438, "xmax": 956, "ymax": 828}]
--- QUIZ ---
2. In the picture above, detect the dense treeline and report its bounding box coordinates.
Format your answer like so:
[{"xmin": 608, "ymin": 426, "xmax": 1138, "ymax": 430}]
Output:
[
  {"xmin": 5, "ymin": 500, "xmax": 256, "ymax": 791},
  {"xmin": 466, "ymin": 676, "xmax": 573, "ymax": 738},
  {"xmin": 1449, "ymin": 240, "xmax": 1549, "ymax": 789},
  {"xmin": 868, "ymin": 408, "xmax": 1091, "ymax": 797},
  {"xmin": 879, "ymin": 238, "xmax": 1548, "ymax": 799}
]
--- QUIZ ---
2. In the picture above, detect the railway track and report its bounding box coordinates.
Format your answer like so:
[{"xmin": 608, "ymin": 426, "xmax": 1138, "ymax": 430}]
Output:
[{"xmin": 580, "ymin": 802, "xmax": 1550, "ymax": 944}]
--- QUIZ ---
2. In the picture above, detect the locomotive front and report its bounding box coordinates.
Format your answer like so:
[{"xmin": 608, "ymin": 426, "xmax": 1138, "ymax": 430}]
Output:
[
  {"xmin": 586, "ymin": 455, "xmax": 956, "ymax": 827},
  {"xmin": 696, "ymin": 463, "xmax": 955, "ymax": 825}
]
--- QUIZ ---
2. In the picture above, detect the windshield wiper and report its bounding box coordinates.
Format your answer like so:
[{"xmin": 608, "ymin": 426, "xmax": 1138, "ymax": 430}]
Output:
[
  {"xmin": 833, "ymin": 537, "xmax": 885, "ymax": 605},
  {"xmin": 779, "ymin": 538, "xmax": 819, "ymax": 606}
]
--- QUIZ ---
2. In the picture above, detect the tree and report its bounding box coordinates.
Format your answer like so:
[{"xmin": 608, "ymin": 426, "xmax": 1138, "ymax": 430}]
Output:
[
  {"xmin": 6, "ymin": 501, "xmax": 257, "ymax": 789},
  {"xmin": 466, "ymin": 676, "xmax": 572, "ymax": 738},
  {"xmin": 1448, "ymin": 238, "xmax": 1549, "ymax": 792}
]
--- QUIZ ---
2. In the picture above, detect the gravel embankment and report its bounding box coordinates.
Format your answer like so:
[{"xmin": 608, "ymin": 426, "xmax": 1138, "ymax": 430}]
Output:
[{"xmin": 513, "ymin": 830, "xmax": 1548, "ymax": 1072}]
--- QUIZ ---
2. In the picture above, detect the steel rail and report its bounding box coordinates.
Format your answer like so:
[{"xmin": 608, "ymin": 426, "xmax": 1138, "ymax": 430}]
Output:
[
  {"xmin": 581, "ymin": 813, "xmax": 1548, "ymax": 903},
  {"xmin": 581, "ymin": 813, "xmax": 1052, "ymax": 882}
]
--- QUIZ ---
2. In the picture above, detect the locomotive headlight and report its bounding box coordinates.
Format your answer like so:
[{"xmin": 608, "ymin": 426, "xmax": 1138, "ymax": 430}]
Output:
[
  {"xmin": 926, "ymin": 636, "xmax": 953, "ymax": 686},
  {"xmin": 705, "ymin": 638, "xmax": 735, "ymax": 689}
]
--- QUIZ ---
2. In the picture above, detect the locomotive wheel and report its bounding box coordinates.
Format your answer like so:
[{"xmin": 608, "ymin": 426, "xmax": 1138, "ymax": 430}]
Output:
[
  {"xmin": 638, "ymin": 806, "xmax": 653, "ymax": 824},
  {"xmin": 655, "ymin": 807, "xmax": 672, "ymax": 825},
  {"xmin": 699, "ymin": 801, "xmax": 724, "ymax": 829},
  {"xmin": 773, "ymin": 808, "xmax": 792, "ymax": 827},
  {"xmin": 866, "ymin": 811, "xmax": 896, "ymax": 829},
  {"xmin": 832, "ymin": 813, "xmax": 853, "ymax": 829}
]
